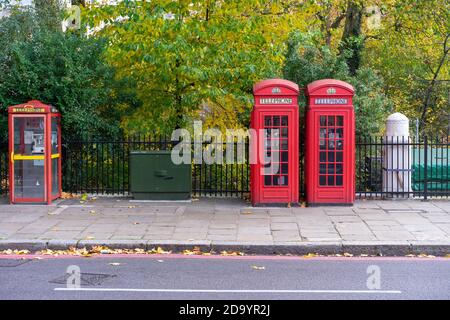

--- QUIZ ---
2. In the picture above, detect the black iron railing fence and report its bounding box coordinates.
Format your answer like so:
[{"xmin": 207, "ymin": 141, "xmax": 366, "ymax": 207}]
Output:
[{"xmin": 0, "ymin": 134, "xmax": 449, "ymax": 199}]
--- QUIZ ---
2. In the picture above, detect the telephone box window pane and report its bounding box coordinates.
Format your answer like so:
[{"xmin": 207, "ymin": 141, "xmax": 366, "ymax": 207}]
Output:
[
  {"xmin": 328, "ymin": 152, "xmax": 335, "ymax": 162},
  {"xmin": 328, "ymin": 164, "xmax": 334, "ymax": 174},
  {"xmin": 264, "ymin": 166, "xmax": 271, "ymax": 175},
  {"xmin": 327, "ymin": 116, "xmax": 335, "ymax": 126},
  {"xmin": 336, "ymin": 140, "xmax": 343, "ymax": 150},
  {"xmin": 336, "ymin": 128, "xmax": 343, "ymax": 139},
  {"xmin": 281, "ymin": 139, "xmax": 288, "ymax": 150},
  {"xmin": 281, "ymin": 152, "xmax": 288, "ymax": 162},
  {"xmin": 320, "ymin": 116, "xmax": 326, "ymax": 126},
  {"xmin": 265, "ymin": 116, "xmax": 272, "ymax": 126},
  {"xmin": 327, "ymin": 128, "xmax": 335, "ymax": 138},
  {"xmin": 320, "ymin": 164, "xmax": 326, "ymax": 174},
  {"xmin": 336, "ymin": 175, "xmax": 343, "ymax": 186},
  {"xmin": 336, "ymin": 152, "xmax": 343, "ymax": 162},
  {"xmin": 265, "ymin": 129, "xmax": 271, "ymax": 137},
  {"xmin": 320, "ymin": 128, "xmax": 326, "ymax": 139},
  {"xmin": 281, "ymin": 128, "xmax": 288, "ymax": 137},
  {"xmin": 264, "ymin": 175, "xmax": 272, "ymax": 186},
  {"xmin": 273, "ymin": 116, "xmax": 280, "ymax": 126},
  {"xmin": 336, "ymin": 164, "xmax": 343, "ymax": 174},
  {"xmin": 328, "ymin": 140, "xmax": 335, "ymax": 150},
  {"xmin": 273, "ymin": 175, "xmax": 279, "ymax": 185},
  {"xmin": 327, "ymin": 176, "xmax": 335, "ymax": 185},
  {"xmin": 281, "ymin": 116, "xmax": 288, "ymax": 126},
  {"xmin": 320, "ymin": 140, "xmax": 326, "ymax": 150},
  {"xmin": 336, "ymin": 116, "xmax": 343, "ymax": 126},
  {"xmin": 319, "ymin": 175, "xmax": 326, "ymax": 186},
  {"xmin": 280, "ymin": 175, "xmax": 288, "ymax": 186},
  {"xmin": 320, "ymin": 152, "xmax": 326, "ymax": 162},
  {"xmin": 281, "ymin": 163, "xmax": 288, "ymax": 174},
  {"xmin": 271, "ymin": 151, "xmax": 279, "ymax": 163}
]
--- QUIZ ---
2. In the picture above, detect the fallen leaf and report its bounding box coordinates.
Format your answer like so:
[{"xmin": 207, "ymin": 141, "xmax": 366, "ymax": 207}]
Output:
[
  {"xmin": 109, "ymin": 262, "xmax": 122, "ymax": 266},
  {"xmin": 251, "ymin": 265, "xmax": 265, "ymax": 270},
  {"xmin": 303, "ymin": 253, "xmax": 317, "ymax": 258},
  {"xmin": 241, "ymin": 211, "xmax": 253, "ymax": 215},
  {"xmin": 343, "ymin": 252, "xmax": 353, "ymax": 257},
  {"xmin": 89, "ymin": 210, "xmax": 96, "ymax": 214},
  {"xmin": 157, "ymin": 260, "xmax": 164, "ymax": 263}
]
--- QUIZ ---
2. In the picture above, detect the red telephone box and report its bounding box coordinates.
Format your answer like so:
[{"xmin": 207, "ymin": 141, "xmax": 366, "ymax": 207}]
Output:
[
  {"xmin": 250, "ymin": 79, "xmax": 299, "ymax": 206},
  {"xmin": 305, "ymin": 79, "xmax": 355, "ymax": 205},
  {"xmin": 8, "ymin": 100, "xmax": 62, "ymax": 204}
]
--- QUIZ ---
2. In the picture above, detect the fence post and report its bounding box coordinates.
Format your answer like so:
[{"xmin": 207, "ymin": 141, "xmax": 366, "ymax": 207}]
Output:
[{"xmin": 423, "ymin": 135, "xmax": 428, "ymax": 201}]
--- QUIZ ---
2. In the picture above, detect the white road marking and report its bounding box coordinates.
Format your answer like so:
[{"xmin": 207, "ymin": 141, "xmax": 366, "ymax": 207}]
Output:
[{"xmin": 54, "ymin": 288, "xmax": 402, "ymax": 294}]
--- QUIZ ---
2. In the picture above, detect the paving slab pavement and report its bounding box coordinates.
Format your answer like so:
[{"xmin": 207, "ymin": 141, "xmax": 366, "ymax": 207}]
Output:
[{"xmin": 0, "ymin": 196, "xmax": 449, "ymax": 255}]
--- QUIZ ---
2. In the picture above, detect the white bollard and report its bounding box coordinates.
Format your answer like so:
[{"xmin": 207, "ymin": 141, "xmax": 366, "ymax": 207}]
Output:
[{"xmin": 383, "ymin": 113, "xmax": 412, "ymax": 197}]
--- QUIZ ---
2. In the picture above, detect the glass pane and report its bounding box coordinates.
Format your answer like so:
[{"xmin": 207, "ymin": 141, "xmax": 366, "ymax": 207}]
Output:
[
  {"xmin": 281, "ymin": 163, "xmax": 288, "ymax": 174},
  {"xmin": 336, "ymin": 116, "xmax": 343, "ymax": 126},
  {"xmin": 14, "ymin": 117, "xmax": 45, "ymax": 155},
  {"xmin": 280, "ymin": 175, "xmax": 288, "ymax": 186},
  {"xmin": 281, "ymin": 116, "xmax": 288, "ymax": 126},
  {"xmin": 327, "ymin": 128, "xmax": 335, "ymax": 139},
  {"xmin": 319, "ymin": 175, "xmax": 326, "ymax": 186},
  {"xmin": 51, "ymin": 117, "xmax": 59, "ymax": 154},
  {"xmin": 336, "ymin": 128, "xmax": 343, "ymax": 139},
  {"xmin": 328, "ymin": 164, "xmax": 335, "ymax": 174},
  {"xmin": 327, "ymin": 176, "xmax": 335, "ymax": 185},
  {"xmin": 336, "ymin": 175, "xmax": 343, "ymax": 186},
  {"xmin": 264, "ymin": 116, "xmax": 272, "ymax": 126},
  {"xmin": 273, "ymin": 116, "xmax": 280, "ymax": 126},
  {"xmin": 328, "ymin": 152, "xmax": 335, "ymax": 162},
  {"xmin": 14, "ymin": 160, "xmax": 45, "ymax": 199},
  {"xmin": 273, "ymin": 175, "xmax": 279, "ymax": 185},
  {"xmin": 281, "ymin": 152, "xmax": 288, "ymax": 162},
  {"xmin": 336, "ymin": 140, "xmax": 343, "ymax": 150},
  {"xmin": 281, "ymin": 139, "xmax": 288, "ymax": 150},
  {"xmin": 281, "ymin": 128, "xmax": 288, "ymax": 138},
  {"xmin": 264, "ymin": 175, "xmax": 272, "ymax": 186},
  {"xmin": 320, "ymin": 140, "xmax": 326, "ymax": 150},
  {"xmin": 320, "ymin": 116, "xmax": 327, "ymax": 126},
  {"xmin": 328, "ymin": 140, "xmax": 335, "ymax": 150},
  {"xmin": 336, "ymin": 152, "xmax": 343, "ymax": 162},
  {"xmin": 319, "ymin": 128, "xmax": 326, "ymax": 139},
  {"xmin": 52, "ymin": 158, "xmax": 59, "ymax": 196},
  {"xmin": 319, "ymin": 164, "xmax": 326, "ymax": 174},
  {"xmin": 319, "ymin": 152, "xmax": 326, "ymax": 162},
  {"xmin": 327, "ymin": 116, "xmax": 335, "ymax": 126},
  {"xmin": 336, "ymin": 164, "xmax": 343, "ymax": 174}
]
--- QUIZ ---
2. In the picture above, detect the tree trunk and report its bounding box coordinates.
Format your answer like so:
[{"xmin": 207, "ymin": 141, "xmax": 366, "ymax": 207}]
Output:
[{"xmin": 340, "ymin": 0, "xmax": 364, "ymax": 76}]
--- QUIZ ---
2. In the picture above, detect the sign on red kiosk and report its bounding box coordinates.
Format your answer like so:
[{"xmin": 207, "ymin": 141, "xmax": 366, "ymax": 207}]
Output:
[
  {"xmin": 251, "ymin": 79, "xmax": 299, "ymax": 206},
  {"xmin": 305, "ymin": 79, "xmax": 355, "ymax": 205},
  {"xmin": 8, "ymin": 100, "xmax": 62, "ymax": 204}
]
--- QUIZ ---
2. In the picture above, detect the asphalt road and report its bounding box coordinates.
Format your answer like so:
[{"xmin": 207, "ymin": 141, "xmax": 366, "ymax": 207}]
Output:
[{"xmin": 0, "ymin": 255, "xmax": 449, "ymax": 300}]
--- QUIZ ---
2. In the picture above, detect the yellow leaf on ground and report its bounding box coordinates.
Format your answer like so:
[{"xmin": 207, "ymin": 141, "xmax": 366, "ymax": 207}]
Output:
[{"xmin": 251, "ymin": 265, "xmax": 265, "ymax": 270}]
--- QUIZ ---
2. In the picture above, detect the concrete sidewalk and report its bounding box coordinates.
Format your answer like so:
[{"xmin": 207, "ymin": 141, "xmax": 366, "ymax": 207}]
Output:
[{"xmin": 0, "ymin": 197, "xmax": 450, "ymax": 255}]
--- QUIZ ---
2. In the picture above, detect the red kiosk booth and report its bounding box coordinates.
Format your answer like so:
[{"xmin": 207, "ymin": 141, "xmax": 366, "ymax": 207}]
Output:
[
  {"xmin": 8, "ymin": 100, "xmax": 62, "ymax": 204},
  {"xmin": 250, "ymin": 79, "xmax": 299, "ymax": 206},
  {"xmin": 305, "ymin": 79, "xmax": 355, "ymax": 205}
]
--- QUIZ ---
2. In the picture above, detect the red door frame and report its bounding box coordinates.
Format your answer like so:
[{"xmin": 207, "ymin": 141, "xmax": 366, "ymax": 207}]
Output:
[
  {"xmin": 9, "ymin": 114, "xmax": 48, "ymax": 204},
  {"xmin": 305, "ymin": 79, "xmax": 355, "ymax": 205},
  {"xmin": 251, "ymin": 79, "xmax": 299, "ymax": 206},
  {"xmin": 8, "ymin": 101, "xmax": 62, "ymax": 205}
]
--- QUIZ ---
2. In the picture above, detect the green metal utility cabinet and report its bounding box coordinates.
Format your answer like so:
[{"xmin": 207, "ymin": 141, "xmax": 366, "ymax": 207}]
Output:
[{"xmin": 129, "ymin": 151, "xmax": 191, "ymax": 200}]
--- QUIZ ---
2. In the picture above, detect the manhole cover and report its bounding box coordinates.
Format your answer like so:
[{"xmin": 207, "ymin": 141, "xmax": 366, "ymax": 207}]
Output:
[
  {"xmin": 0, "ymin": 259, "xmax": 31, "ymax": 268},
  {"xmin": 49, "ymin": 273, "xmax": 116, "ymax": 286}
]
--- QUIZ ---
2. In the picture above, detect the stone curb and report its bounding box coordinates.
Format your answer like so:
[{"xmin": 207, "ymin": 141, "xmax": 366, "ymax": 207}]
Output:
[{"xmin": 0, "ymin": 240, "xmax": 449, "ymax": 256}]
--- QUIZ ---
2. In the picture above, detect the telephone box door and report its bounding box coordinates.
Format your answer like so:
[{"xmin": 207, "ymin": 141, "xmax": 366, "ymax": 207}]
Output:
[
  {"xmin": 260, "ymin": 112, "xmax": 291, "ymax": 190},
  {"xmin": 9, "ymin": 115, "xmax": 47, "ymax": 203}
]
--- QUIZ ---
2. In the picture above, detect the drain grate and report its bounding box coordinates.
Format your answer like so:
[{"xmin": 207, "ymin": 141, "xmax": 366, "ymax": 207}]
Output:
[
  {"xmin": 49, "ymin": 273, "xmax": 116, "ymax": 286},
  {"xmin": 0, "ymin": 259, "xmax": 31, "ymax": 268}
]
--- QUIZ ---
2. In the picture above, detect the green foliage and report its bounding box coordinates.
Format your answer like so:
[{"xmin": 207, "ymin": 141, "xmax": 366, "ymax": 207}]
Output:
[
  {"xmin": 283, "ymin": 31, "xmax": 392, "ymax": 137},
  {"xmin": 0, "ymin": 2, "xmax": 138, "ymax": 141}
]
